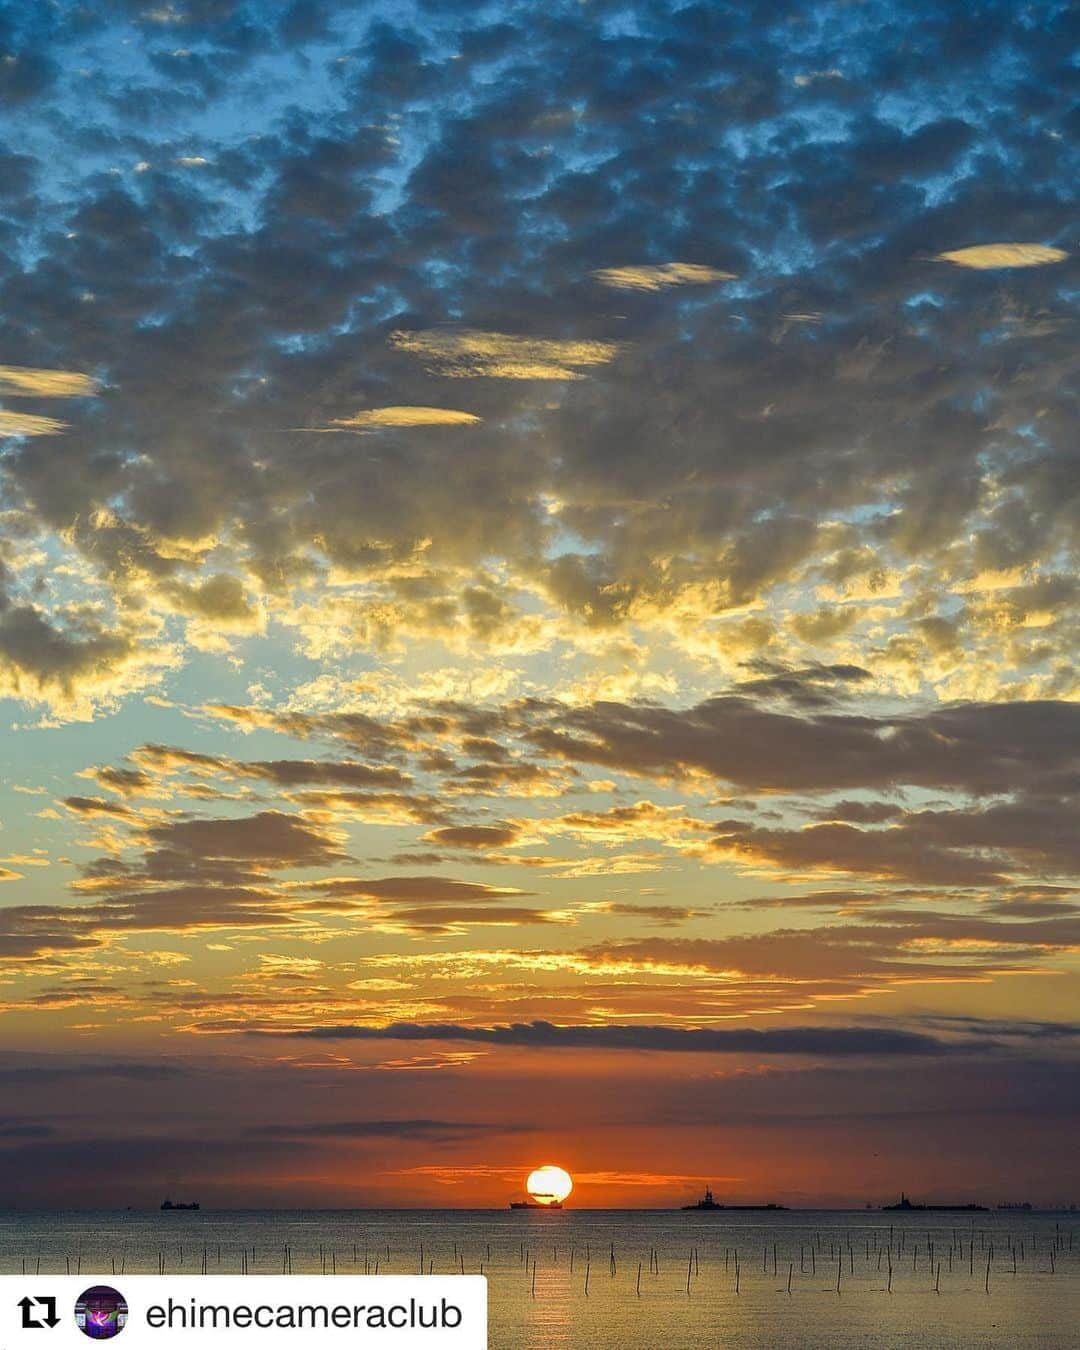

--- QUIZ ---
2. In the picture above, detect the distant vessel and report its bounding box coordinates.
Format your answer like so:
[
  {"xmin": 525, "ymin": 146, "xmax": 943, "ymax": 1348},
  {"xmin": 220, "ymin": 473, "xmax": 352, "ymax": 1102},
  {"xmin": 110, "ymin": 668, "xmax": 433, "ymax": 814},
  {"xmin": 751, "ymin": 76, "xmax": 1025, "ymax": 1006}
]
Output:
[
  {"xmin": 882, "ymin": 1192, "xmax": 986, "ymax": 1213},
  {"xmin": 509, "ymin": 1200, "xmax": 563, "ymax": 1210},
  {"xmin": 161, "ymin": 1199, "xmax": 200, "ymax": 1211},
  {"xmin": 681, "ymin": 1187, "xmax": 786, "ymax": 1212},
  {"xmin": 997, "ymin": 1202, "xmax": 1032, "ymax": 1211}
]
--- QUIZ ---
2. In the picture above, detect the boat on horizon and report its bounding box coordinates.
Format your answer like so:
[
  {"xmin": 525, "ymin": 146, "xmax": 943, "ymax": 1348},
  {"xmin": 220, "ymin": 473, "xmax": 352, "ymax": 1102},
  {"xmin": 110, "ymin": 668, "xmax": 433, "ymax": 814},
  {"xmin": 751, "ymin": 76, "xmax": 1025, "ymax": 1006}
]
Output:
[
  {"xmin": 160, "ymin": 1199, "xmax": 200, "ymax": 1211},
  {"xmin": 509, "ymin": 1200, "xmax": 563, "ymax": 1210},
  {"xmin": 882, "ymin": 1192, "xmax": 986, "ymax": 1213},
  {"xmin": 681, "ymin": 1186, "xmax": 786, "ymax": 1212}
]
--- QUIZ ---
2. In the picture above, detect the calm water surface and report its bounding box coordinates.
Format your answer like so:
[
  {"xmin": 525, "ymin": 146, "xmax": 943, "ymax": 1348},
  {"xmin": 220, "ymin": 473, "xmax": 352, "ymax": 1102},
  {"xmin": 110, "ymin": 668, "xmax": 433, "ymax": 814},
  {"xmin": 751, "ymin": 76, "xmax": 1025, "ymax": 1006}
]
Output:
[{"xmin": 0, "ymin": 1209, "xmax": 1076, "ymax": 1348}]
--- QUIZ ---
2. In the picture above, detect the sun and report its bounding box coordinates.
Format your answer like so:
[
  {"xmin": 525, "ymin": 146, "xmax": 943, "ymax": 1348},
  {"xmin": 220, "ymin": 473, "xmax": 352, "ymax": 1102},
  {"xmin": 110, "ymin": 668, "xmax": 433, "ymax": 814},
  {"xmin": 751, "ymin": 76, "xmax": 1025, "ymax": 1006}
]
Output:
[{"xmin": 525, "ymin": 1165, "xmax": 573, "ymax": 1206}]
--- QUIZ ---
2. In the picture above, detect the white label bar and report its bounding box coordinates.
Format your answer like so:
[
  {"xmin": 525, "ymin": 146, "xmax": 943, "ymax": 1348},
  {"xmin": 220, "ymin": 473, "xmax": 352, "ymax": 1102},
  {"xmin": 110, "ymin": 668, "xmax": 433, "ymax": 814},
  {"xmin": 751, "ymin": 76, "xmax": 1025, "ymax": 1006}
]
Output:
[{"xmin": 0, "ymin": 1276, "xmax": 486, "ymax": 1348}]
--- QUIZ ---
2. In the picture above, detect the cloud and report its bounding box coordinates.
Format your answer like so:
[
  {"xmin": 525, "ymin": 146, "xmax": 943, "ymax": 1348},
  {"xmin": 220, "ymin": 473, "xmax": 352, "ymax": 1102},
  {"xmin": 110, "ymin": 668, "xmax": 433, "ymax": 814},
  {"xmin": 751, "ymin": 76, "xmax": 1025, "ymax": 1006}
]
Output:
[
  {"xmin": 160, "ymin": 574, "xmax": 262, "ymax": 630},
  {"xmin": 0, "ymin": 410, "xmax": 70, "ymax": 437},
  {"xmin": 0, "ymin": 366, "xmax": 97, "ymax": 397},
  {"xmin": 523, "ymin": 695, "xmax": 1080, "ymax": 796},
  {"xmin": 389, "ymin": 329, "xmax": 623, "ymax": 379},
  {"xmin": 299, "ymin": 407, "xmax": 482, "ymax": 432},
  {"xmin": 592, "ymin": 263, "xmax": 736, "ymax": 291},
  {"xmin": 422, "ymin": 825, "xmax": 521, "ymax": 849},
  {"xmin": 250, "ymin": 1117, "xmax": 524, "ymax": 1139},
  {"xmin": 933, "ymin": 243, "xmax": 1069, "ymax": 269},
  {"xmin": 260, "ymin": 1018, "xmax": 953, "ymax": 1056},
  {"xmin": 141, "ymin": 812, "xmax": 349, "ymax": 871},
  {"xmin": 0, "ymin": 603, "xmax": 171, "ymax": 718}
]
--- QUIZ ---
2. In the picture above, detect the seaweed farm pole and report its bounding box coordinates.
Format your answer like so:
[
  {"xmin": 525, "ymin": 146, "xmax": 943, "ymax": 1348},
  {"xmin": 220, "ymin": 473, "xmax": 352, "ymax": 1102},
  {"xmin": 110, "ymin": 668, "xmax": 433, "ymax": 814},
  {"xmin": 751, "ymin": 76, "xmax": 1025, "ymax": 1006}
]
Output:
[
  {"xmin": 985, "ymin": 1251, "xmax": 991, "ymax": 1295},
  {"xmin": 787, "ymin": 1263, "xmax": 793, "ymax": 1295},
  {"xmin": 584, "ymin": 1261, "xmax": 591, "ymax": 1297},
  {"xmin": 887, "ymin": 1252, "xmax": 893, "ymax": 1294},
  {"xmin": 686, "ymin": 1252, "xmax": 692, "ymax": 1295},
  {"xmin": 836, "ymin": 1251, "xmax": 842, "ymax": 1295},
  {"xmin": 636, "ymin": 1262, "xmax": 642, "ymax": 1297},
  {"xmin": 935, "ymin": 1263, "xmax": 941, "ymax": 1294}
]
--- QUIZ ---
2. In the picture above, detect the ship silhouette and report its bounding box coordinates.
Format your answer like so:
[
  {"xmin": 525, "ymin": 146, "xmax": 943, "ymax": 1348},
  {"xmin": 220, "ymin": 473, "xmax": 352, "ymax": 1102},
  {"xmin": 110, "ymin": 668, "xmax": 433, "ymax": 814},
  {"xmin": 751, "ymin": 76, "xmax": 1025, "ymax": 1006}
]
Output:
[
  {"xmin": 882, "ymin": 1191, "xmax": 986, "ymax": 1213},
  {"xmin": 160, "ymin": 1198, "xmax": 200, "ymax": 1211},
  {"xmin": 682, "ymin": 1186, "xmax": 785, "ymax": 1212}
]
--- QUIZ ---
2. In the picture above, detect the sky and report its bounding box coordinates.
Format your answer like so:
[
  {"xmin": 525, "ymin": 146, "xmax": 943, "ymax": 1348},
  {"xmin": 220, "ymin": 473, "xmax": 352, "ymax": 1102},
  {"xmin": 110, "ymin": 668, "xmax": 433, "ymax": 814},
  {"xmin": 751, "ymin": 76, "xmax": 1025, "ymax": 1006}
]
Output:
[{"xmin": 0, "ymin": 0, "xmax": 1077, "ymax": 1209}]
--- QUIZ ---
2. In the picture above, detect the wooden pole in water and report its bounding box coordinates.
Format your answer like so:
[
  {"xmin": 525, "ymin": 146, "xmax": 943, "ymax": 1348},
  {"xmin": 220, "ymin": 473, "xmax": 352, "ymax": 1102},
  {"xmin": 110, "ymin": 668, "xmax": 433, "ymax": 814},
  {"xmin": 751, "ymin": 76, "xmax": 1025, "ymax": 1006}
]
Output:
[
  {"xmin": 636, "ymin": 1262, "xmax": 641, "ymax": 1296},
  {"xmin": 935, "ymin": 1262, "xmax": 940, "ymax": 1293},
  {"xmin": 584, "ymin": 1261, "xmax": 590, "ymax": 1296},
  {"xmin": 686, "ymin": 1252, "xmax": 692, "ymax": 1295},
  {"xmin": 787, "ymin": 1263, "xmax": 793, "ymax": 1295}
]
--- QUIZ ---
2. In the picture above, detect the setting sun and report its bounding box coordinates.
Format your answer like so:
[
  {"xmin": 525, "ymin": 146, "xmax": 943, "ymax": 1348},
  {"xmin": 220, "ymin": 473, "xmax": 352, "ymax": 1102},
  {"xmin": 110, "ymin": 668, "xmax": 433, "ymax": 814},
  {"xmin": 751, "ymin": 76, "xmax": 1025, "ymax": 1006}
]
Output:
[{"xmin": 525, "ymin": 1165, "xmax": 574, "ymax": 1206}]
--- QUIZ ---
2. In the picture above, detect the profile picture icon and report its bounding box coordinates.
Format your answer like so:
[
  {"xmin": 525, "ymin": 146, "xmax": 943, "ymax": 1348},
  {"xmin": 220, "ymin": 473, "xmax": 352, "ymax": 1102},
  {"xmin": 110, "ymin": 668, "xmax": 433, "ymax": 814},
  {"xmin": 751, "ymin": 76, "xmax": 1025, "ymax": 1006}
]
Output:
[{"xmin": 75, "ymin": 1286, "xmax": 128, "ymax": 1339}]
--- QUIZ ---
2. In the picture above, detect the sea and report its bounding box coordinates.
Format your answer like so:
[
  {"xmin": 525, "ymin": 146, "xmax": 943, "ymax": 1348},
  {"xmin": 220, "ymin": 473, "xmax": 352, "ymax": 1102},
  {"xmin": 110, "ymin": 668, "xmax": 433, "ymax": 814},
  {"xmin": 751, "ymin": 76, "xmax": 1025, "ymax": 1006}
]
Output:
[{"xmin": 1, "ymin": 1208, "xmax": 1077, "ymax": 1348}]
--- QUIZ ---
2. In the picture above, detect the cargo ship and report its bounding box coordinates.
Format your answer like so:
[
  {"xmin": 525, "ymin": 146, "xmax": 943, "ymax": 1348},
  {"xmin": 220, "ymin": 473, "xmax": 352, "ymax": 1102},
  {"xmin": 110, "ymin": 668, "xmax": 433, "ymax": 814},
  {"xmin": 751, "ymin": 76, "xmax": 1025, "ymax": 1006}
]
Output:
[
  {"xmin": 161, "ymin": 1199, "xmax": 200, "ymax": 1211},
  {"xmin": 681, "ymin": 1186, "xmax": 786, "ymax": 1212},
  {"xmin": 882, "ymin": 1192, "xmax": 986, "ymax": 1212}
]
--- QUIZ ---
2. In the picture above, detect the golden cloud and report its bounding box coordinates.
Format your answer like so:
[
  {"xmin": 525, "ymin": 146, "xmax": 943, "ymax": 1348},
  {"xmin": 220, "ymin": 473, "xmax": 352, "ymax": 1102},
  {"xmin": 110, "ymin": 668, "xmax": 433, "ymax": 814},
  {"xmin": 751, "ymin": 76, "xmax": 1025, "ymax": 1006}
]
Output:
[
  {"xmin": 592, "ymin": 262, "xmax": 736, "ymax": 291},
  {"xmin": 0, "ymin": 365, "xmax": 97, "ymax": 397},
  {"xmin": 299, "ymin": 406, "xmax": 482, "ymax": 431},
  {"xmin": 933, "ymin": 243, "xmax": 1068, "ymax": 269},
  {"xmin": 389, "ymin": 328, "xmax": 623, "ymax": 379},
  {"xmin": 0, "ymin": 410, "xmax": 70, "ymax": 438}
]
